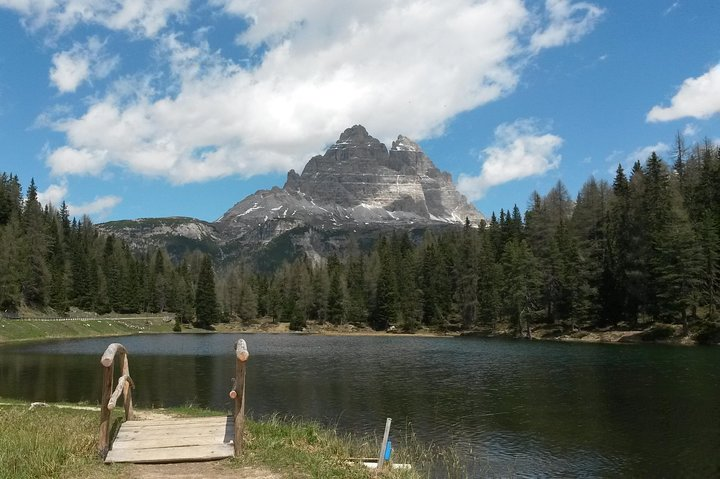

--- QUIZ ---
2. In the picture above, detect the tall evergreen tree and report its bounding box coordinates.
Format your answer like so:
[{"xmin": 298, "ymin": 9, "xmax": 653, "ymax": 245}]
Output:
[
  {"xmin": 20, "ymin": 179, "xmax": 50, "ymax": 307},
  {"xmin": 194, "ymin": 255, "xmax": 220, "ymax": 329}
]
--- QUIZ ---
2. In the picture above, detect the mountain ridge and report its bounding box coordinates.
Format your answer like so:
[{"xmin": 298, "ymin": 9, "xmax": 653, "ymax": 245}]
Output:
[{"xmin": 99, "ymin": 125, "xmax": 483, "ymax": 265}]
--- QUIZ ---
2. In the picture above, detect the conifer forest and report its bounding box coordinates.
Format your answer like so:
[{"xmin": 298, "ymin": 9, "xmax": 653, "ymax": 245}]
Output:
[{"xmin": 1, "ymin": 137, "xmax": 719, "ymax": 340}]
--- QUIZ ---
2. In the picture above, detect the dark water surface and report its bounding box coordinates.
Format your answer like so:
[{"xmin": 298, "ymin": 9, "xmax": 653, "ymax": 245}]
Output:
[{"xmin": 1, "ymin": 333, "xmax": 719, "ymax": 477}]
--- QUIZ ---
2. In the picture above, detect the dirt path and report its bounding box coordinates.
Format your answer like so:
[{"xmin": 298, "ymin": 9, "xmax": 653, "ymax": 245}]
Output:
[{"xmin": 122, "ymin": 462, "xmax": 282, "ymax": 479}]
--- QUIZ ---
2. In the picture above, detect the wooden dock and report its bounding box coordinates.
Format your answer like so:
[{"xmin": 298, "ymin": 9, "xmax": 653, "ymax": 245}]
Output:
[{"xmin": 105, "ymin": 416, "xmax": 235, "ymax": 464}]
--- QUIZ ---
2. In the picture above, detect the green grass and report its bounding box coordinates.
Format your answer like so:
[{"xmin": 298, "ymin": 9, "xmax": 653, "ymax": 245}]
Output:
[
  {"xmin": 0, "ymin": 403, "xmax": 124, "ymax": 479},
  {"xmin": 0, "ymin": 401, "xmax": 465, "ymax": 479},
  {"xmin": 236, "ymin": 414, "xmax": 415, "ymax": 479},
  {"xmin": 0, "ymin": 317, "xmax": 177, "ymax": 344}
]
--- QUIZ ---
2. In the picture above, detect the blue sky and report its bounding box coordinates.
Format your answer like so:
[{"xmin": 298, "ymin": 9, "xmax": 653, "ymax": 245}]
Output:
[{"xmin": 0, "ymin": 0, "xmax": 719, "ymax": 222}]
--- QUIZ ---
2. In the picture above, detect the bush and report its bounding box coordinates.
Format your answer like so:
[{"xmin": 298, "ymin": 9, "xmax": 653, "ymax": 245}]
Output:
[
  {"xmin": 694, "ymin": 321, "xmax": 720, "ymax": 345},
  {"xmin": 639, "ymin": 323, "xmax": 676, "ymax": 341}
]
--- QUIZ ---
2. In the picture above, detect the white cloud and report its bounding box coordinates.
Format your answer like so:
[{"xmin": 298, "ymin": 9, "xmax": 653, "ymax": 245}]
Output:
[
  {"xmin": 604, "ymin": 143, "xmax": 670, "ymax": 175},
  {"xmin": 625, "ymin": 142, "xmax": 669, "ymax": 167},
  {"xmin": 0, "ymin": 0, "xmax": 188, "ymax": 37},
  {"xmin": 663, "ymin": 1, "xmax": 680, "ymax": 15},
  {"xmin": 647, "ymin": 63, "xmax": 720, "ymax": 122},
  {"xmin": 37, "ymin": 182, "xmax": 68, "ymax": 207},
  {"xmin": 68, "ymin": 195, "xmax": 122, "ymax": 219},
  {"xmin": 50, "ymin": 37, "xmax": 118, "ymax": 93},
  {"xmin": 36, "ymin": 180, "xmax": 120, "ymax": 219},
  {"xmin": 682, "ymin": 123, "xmax": 699, "ymax": 137},
  {"xmin": 529, "ymin": 0, "xmax": 604, "ymax": 52},
  {"xmin": 47, "ymin": 145, "xmax": 109, "ymax": 176},
  {"xmin": 50, "ymin": 51, "xmax": 89, "ymax": 92},
  {"xmin": 457, "ymin": 119, "xmax": 563, "ymax": 201},
  {"xmin": 42, "ymin": 0, "xmax": 600, "ymax": 184}
]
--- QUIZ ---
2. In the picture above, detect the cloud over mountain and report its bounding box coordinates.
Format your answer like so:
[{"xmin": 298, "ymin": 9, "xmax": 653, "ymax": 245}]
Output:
[{"xmin": 38, "ymin": 0, "xmax": 601, "ymax": 187}]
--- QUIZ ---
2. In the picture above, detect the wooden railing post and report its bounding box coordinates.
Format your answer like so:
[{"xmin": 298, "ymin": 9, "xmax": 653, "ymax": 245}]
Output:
[
  {"xmin": 121, "ymin": 352, "xmax": 134, "ymax": 420},
  {"xmin": 98, "ymin": 343, "xmax": 133, "ymax": 458},
  {"xmin": 232, "ymin": 339, "xmax": 249, "ymax": 455},
  {"xmin": 98, "ymin": 361, "xmax": 113, "ymax": 458}
]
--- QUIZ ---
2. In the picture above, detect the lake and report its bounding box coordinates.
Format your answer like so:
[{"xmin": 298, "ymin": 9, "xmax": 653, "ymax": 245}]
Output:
[{"xmin": 1, "ymin": 333, "xmax": 719, "ymax": 477}]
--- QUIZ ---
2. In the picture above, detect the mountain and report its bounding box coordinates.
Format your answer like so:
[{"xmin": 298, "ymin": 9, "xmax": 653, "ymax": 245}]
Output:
[{"xmin": 99, "ymin": 125, "xmax": 483, "ymax": 267}]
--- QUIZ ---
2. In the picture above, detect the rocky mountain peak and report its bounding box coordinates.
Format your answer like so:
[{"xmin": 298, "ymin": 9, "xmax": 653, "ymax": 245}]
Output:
[
  {"xmin": 221, "ymin": 125, "xmax": 483, "ymax": 232},
  {"xmin": 391, "ymin": 135, "xmax": 421, "ymax": 152},
  {"xmin": 336, "ymin": 124, "xmax": 375, "ymax": 144}
]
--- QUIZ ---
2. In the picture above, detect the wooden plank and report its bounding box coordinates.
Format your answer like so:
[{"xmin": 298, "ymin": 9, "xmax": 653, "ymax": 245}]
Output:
[
  {"xmin": 116, "ymin": 421, "xmax": 232, "ymax": 434},
  {"xmin": 105, "ymin": 443, "xmax": 234, "ymax": 463},
  {"xmin": 114, "ymin": 430, "xmax": 232, "ymax": 445},
  {"xmin": 120, "ymin": 419, "xmax": 231, "ymax": 430},
  {"xmin": 111, "ymin": 432, "xmax": 231, "ymax": 450},
  {"xmin": 121, "ymin": 416, "xmax": 231, "ymax": 426},
  {"xmin": 114, "ymin": 424, "xmax": 232, "ymax": 442}
]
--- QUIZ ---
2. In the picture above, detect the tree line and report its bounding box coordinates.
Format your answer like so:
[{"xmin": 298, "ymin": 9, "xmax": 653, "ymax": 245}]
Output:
[
  {"xmin": 2, "ymin": 135, "xmax": 718, "ymax": 339},
  {"xmin": 0, "ymin": 174, "xmax": 220, "ymax": 329},
  {"xmin": 218, "ymin": 136, "xmax": 719, "ymax": 338}
]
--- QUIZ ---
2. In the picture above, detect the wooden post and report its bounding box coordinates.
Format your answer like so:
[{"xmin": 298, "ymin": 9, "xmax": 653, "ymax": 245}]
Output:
[
  {"xmin": 233, "ymin": 339, "xmax": 249, "ymax": 456},
  {"xmin": 98, "ymin": 343, "xmax": 132, "ymax": 458},
  {"xmin": 121, "ymin": 352, "xmax": 133, "ymax": 420},
  {"xmin": 377, "ymin": 418, "xmax": 392, "ymax": 471}
]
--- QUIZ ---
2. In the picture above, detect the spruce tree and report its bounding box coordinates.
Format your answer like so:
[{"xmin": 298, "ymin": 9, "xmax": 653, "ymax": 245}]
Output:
[
  {"xmin": 194, "ymin": 255, "xmax": 220, "ymax": 329},
  {"xmin": 20, "ymin": 179, "xmax": 50, "ymax": 307},
  {"xmin": 0, "ymin": 217, "xmax": 22, "ymax": 309}
]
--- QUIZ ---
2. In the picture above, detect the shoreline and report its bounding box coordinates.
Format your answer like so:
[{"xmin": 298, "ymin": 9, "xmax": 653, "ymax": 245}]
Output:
[
  {"xmin": 1, "ymin": 315, "xmax": 714, "ymax": 347},
  {"xmin": 0, "ymin": 398, "xmax": 427, "ymax": 478}
]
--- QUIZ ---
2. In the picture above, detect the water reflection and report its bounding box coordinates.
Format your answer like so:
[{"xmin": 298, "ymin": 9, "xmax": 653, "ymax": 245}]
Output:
[{"xmin": 1, "ymin": 334, "xmax": 719, "ymax": 477}]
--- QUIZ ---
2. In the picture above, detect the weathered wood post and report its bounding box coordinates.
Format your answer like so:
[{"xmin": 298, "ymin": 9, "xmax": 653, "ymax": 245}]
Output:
[
  {"xmin": 98, "ymin": 343, "xmax": 133, "ymax": 458},
  {"xmin": 232, "ymin": 338, "xmax": 249, "ymax": 455},
  {"xmin": 98, "ymin": 355, "xmax": 113, "ymax": 458},
  {"xmin": 121, "ymin": 352, "xmax": 134, "ymax": 421}
]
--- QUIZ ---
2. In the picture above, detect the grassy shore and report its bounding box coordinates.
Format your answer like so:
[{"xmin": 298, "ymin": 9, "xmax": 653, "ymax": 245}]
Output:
[
  {"xmin": 0, "ymin": 400, "xmax": 462, "ymax": 479},
  {"xmin": 5, "ymin": 312, "xmax": 709, "ymax": 348},
  {"xmin": 0, "ymin": 316, "xmax": 175, "ymax": 344}
]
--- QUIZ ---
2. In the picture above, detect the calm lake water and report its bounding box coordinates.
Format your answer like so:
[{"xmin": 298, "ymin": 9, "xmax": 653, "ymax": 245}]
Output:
[{"xmin": 1, "ymin": 333, "xmax": 719, "ymax": 477}]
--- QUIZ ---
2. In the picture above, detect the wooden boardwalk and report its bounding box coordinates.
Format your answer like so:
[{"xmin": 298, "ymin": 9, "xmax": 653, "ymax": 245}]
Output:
[
  {"xmin": 105, "ymin": 416, "xmax": 235, "ymax": 464},
  {"xmin": 98, "ymin": 340, "xmax": 248, "ymax": 464}
]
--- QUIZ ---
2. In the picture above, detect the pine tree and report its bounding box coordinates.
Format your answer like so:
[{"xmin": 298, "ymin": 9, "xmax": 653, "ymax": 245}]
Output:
[
  {"xmin": 48, "ymin": 218, "xmax": 69, "ymax": 313},
  {"xmin": 174, "ymin": 261, "xmax": 195, "ymax": 324},
  {"xmin": 698, "ymin": 212, "xmax": 720, "ymax": 321},
  {"xmin": 419, "ymin": 243, "xmax": 442, "ymax": 326},
  {"xmin": 655, "ymin": 183, "xmax": 704, "ymax": 333},
  {"xmin": 346, "ymin": 257, "xmax": 368, "ymax": 325},
  {"xmin": 502, "ymin": 239, "xmax": 542, "ymax": 337},
  {"xmin": 457, "ymin": 226, "xmax": 479, "ymax": 329},
  {"xmin": 238, "ymin": 280, "xmax": 258, "ymax": 321},
  {"xmin": 477, "ymin": 228, "xmax": 501, "ymax": 326},
  {"xmin": 571, "ymin": 178, "xmax": 609, "ymax": 327},
  {"xmin": 371, "ymin": 238, "xmax": 396, "ymax": 330},
  {"xmin": 20, "ymin": 179, "xmax": 50, "ymax": 307},
  {"xmin": 194, "ymin": 255, "xmax": 220, "ymax": 329},
  {"xmin": 0, "ymin": 217, "xmax": 22, "ymax": 310}
]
